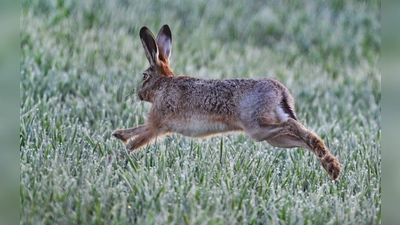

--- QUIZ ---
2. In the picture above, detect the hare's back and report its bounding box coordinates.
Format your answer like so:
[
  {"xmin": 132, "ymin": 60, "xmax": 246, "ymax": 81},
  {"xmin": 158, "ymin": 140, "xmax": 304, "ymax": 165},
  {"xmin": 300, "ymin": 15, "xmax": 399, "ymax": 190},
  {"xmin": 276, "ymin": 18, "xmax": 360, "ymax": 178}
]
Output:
[
  {"xmin": 160, "ymin": 76, "xmax": 291, "ymax": 115},
  {"xmin": 163, "ymin": 76, "xmax": 291, "ymax": 117}
]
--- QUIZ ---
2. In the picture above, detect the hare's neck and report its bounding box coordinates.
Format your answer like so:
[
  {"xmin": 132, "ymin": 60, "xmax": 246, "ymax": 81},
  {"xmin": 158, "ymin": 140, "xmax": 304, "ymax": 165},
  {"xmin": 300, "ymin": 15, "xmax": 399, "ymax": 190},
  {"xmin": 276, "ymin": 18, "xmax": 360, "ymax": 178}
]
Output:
[{"xmin": 145, "ymin": 77, "xmax": 173, "ymax": 102}]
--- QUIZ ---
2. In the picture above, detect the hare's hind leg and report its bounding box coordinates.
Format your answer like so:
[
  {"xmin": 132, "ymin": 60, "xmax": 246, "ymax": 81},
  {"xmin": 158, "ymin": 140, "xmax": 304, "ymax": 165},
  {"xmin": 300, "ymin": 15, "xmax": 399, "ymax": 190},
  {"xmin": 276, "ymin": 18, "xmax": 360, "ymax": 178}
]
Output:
[
  {"xmin": 112, "ymin": 125, "xmax": 147, "ymax": 143},
  {"xmin": 267, "ymin": 133, "xmax": 341, "ymax": 180},
  {"xmin": 266, "ymin": 133, "xmax": 309, "ymax": 149},
  {"xmin": 260, "ymin": 118, "xmax": 328, "ymax": 158},
  {"xmin": 257, "ymin": 118, "xmax": 341, "ymax": 180}
]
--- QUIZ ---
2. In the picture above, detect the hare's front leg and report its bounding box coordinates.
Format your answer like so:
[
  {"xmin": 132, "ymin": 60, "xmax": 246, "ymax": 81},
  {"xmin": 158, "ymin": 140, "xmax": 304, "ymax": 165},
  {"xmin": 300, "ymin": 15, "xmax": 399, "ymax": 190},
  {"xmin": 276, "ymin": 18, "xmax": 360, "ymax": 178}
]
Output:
[
  {"xmin": 112, "ymin": 125, "xmax": 147, "ymax": 143},
  {"xmin": 109, "ymin": 125, "xmax": 156, "ymax": 160},
  {"xmin": 125, "ymin": 129, "xmax": 156, "ymax": 152}
]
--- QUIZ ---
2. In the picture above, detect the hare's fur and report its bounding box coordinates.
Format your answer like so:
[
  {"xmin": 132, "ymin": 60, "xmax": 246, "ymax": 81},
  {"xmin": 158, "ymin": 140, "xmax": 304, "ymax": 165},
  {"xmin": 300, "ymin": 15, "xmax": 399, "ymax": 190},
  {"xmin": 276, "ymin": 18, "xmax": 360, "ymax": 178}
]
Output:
[{"xmin": 113, "ymin": 25, "xmax": 341, "ymax": 180}]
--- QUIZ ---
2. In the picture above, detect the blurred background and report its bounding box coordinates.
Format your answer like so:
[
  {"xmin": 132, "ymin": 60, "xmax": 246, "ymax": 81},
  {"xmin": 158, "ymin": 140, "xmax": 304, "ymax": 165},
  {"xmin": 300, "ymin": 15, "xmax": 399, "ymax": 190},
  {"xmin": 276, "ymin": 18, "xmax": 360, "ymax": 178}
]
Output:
[{"xmin": 1, "ymin": 1, "xmax": 20, "ymax": 225}]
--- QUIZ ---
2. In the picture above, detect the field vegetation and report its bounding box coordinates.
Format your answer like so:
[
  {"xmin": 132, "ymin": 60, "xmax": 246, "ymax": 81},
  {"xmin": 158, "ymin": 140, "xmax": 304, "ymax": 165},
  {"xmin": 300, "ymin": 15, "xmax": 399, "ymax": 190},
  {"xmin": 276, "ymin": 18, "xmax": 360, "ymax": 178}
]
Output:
[{"xmin": 21, "ymin": 0, "xmax": 380, "ymax": 224}]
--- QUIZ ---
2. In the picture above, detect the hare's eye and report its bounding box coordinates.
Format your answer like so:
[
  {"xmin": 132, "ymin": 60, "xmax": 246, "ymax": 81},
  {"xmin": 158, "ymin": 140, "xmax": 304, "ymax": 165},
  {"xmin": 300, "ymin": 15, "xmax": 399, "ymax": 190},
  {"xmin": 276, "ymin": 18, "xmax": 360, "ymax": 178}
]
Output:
[{"xmin": 142, "ymin": 73, "xmax": 149, "ymax": 81}]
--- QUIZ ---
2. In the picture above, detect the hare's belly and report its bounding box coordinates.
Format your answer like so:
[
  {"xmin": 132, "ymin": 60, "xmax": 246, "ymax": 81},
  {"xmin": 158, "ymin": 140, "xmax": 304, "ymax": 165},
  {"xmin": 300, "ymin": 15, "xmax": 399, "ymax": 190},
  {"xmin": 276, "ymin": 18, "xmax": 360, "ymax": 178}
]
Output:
[{"xmin": 166, "ymin": 118, "xmax": 239, "ymax": 138}]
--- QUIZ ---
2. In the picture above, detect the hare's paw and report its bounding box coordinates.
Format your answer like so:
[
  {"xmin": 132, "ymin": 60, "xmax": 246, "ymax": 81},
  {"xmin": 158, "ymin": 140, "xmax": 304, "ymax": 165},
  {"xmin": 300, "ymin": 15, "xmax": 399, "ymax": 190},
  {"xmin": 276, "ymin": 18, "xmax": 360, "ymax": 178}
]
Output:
[
  {"xmin": 321, "ymin": 154, "xmax": 341, "ymax": 180},
  {"xmin": 112, "ymin": 130, "xmax": 130, "ymax": 143}
]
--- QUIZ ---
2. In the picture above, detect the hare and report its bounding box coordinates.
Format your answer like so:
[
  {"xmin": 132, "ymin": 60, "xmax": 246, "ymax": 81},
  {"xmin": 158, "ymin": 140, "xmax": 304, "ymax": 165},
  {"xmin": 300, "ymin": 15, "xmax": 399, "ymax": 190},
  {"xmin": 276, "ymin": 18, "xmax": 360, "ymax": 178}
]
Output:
[{"xmin": 112, "ymin": 25, "xmax": 341, "ymax": 180}]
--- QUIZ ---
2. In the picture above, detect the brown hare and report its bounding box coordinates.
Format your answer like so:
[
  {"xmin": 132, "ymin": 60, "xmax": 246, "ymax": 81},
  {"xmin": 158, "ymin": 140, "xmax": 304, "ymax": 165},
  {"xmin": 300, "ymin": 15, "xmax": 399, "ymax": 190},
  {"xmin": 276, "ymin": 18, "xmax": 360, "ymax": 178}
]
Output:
[{"xmin": 113, "ymin": 25, "xmax": 341, "ymax": 180}]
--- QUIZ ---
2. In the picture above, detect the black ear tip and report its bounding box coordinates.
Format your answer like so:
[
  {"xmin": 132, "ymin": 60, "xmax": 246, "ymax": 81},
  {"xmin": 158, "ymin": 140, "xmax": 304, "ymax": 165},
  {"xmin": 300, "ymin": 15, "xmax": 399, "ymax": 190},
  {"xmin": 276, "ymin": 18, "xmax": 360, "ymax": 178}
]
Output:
[
  {"xmin": 161, "ymin": 24, "xmax": 172, "ymax": 37},
  {"xmin": 139, "ymin": 26, "xmax": 150, "ymax": 37}
]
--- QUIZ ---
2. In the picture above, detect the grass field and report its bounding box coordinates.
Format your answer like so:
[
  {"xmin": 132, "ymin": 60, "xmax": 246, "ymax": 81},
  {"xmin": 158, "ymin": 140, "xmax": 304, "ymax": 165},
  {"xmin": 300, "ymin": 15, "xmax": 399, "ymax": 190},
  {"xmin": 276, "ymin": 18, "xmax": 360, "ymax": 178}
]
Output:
[{"xmin": 20, "ymin": 0, "xmax": 380, "ymax": 224}]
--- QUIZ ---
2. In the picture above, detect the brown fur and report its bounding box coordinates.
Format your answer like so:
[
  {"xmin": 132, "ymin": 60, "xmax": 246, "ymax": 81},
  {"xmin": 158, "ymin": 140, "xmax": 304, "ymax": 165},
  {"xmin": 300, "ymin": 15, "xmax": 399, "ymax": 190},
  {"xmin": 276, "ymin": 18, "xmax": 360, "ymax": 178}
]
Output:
[
  {"xmin": 112, "ymin": 25, "xmax": 341, "ymax": 180},
  {"xmin": 159, "ymin": 60, "xmax": 174, "ymax": 77}
]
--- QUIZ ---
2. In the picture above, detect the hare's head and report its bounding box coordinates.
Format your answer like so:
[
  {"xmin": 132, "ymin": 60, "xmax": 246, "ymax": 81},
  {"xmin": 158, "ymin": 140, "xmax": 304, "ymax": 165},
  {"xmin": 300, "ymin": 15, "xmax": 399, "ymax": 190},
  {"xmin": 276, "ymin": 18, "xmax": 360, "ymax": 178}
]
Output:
[{"xmin": 138, "ymin": 25, "xmax": 174, "ymax": 102}]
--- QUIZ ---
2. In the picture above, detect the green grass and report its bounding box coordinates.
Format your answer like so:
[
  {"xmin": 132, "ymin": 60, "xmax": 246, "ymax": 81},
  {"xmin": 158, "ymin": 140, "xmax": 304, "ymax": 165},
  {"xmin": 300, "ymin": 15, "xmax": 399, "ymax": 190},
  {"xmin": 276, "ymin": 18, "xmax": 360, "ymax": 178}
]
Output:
[{"xmin": 20, "ymin": 0, "xmax": 380, "ymax": 224}]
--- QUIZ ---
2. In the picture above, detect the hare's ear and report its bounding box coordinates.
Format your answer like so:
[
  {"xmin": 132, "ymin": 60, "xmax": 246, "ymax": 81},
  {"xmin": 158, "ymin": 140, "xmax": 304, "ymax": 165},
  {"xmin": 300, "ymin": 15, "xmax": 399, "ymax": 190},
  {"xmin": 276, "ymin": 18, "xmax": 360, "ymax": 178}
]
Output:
[
  {"xmin": 156, "ymin": 24, "xmax": 172, "ymax": 63},
  {"xmin": 140, "ymin": 26, "xmax": 159, "ymax": 66}
]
